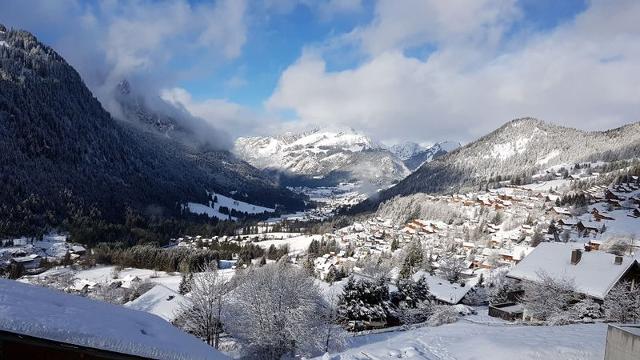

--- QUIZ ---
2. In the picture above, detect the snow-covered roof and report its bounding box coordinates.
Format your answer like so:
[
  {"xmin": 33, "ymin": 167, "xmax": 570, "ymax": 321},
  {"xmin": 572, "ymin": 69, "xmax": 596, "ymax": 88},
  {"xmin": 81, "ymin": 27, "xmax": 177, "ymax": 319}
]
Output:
[
  {"xmin": 412, "ymin": 271, "xmax": 477, "ymax": 305},
  {"xmin": 507, "ymin": 243, "xmax": 638, "ymax": 300},
  {"xmin": 125, "ymin": 284, "xmax": 190, "ymax": 322},
  {"xmin": 0, "ymin": 279, "xmax": 226, "ymax": 359}
]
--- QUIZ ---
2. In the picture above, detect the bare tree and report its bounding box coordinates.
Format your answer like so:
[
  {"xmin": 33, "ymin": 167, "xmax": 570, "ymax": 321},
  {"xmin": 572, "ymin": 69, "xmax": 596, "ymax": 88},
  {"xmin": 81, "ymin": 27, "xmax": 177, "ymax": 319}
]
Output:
[
  {"xmin": 224, "ymin": 262, "xmax": 326, "ymax": 359},
  {"xmin": 522, "ymin": 271, "xmax": 577, "ymax": 321},
  {"xmin": 177, "ymin": 261, "xmax": 229, "ymax": 349},
  {"xmin": 439, "ymin": 255, "xmax": 465, "ymax": 283}
]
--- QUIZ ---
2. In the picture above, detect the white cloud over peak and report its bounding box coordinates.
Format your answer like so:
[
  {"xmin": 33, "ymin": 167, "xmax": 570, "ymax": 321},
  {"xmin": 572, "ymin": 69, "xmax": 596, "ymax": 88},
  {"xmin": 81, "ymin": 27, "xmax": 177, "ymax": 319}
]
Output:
[{"xmin": 268, "ymin": 0, "xmax": 640, "ymax": 144}]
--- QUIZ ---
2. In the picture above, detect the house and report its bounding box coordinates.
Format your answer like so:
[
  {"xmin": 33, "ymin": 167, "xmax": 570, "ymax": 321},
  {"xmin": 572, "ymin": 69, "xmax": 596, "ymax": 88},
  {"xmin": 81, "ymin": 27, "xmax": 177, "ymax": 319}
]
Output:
[
  {"xmin": 552, "ymin": 207, "xmax": 572, "ymax": 216},
  {"xmin": 576, "ymin": 221, "xmax": 600, "ymax": 235},
  {"xmin": 411, "ymin": 271, "xmax": 479, "ymax": 305},
  {"xmin": 507, "ymin": 243, "xmax": 640, "ymax": 301},
  {"xmin": 10, "ymin": 254, "xmax": 40, "ymax": 270},
  {"xmin": 0, "ymin": 279, "xmax": 227, "ymax": 360}
]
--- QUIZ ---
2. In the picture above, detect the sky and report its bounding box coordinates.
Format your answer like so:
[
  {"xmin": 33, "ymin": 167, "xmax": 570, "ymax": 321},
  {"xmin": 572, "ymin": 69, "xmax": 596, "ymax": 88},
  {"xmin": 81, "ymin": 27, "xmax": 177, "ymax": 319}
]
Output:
[{"xmin": 1, "ymin": 0, "xmax": 639, "ymax": 146}]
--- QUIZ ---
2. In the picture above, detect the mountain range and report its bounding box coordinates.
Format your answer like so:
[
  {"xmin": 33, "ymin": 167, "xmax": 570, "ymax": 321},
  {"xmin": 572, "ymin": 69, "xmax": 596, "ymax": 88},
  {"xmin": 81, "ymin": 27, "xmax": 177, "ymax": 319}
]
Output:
[
  {"xmin": 352, "ymin": 117, "xmax": 640, "ymax": 212},
  {"xmin": 234, "ymin": 130, "xmax": 457, "ymax": 188},
  {"xmin": 389, "ymin": 141, "xmax": 460, "ymax": 171}
]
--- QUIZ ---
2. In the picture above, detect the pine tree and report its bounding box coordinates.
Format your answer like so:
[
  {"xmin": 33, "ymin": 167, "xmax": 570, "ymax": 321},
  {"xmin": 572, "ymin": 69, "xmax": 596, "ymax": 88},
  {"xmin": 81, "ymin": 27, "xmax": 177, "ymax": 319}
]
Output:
[{"xmin": 178, "ymin": 272, "xmax": 193, "ymax": 295}]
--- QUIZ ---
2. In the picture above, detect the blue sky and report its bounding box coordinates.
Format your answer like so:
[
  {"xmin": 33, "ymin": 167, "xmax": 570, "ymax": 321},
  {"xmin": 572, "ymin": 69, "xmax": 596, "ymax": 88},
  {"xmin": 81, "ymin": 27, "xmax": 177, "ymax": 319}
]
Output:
[
  {"xmin": 1, "ymin": 0, "xmax": 638, "ymax": 144},
  {"xmin": 183, "ymin": 0, "xmax": 589, "ymax": 108}
]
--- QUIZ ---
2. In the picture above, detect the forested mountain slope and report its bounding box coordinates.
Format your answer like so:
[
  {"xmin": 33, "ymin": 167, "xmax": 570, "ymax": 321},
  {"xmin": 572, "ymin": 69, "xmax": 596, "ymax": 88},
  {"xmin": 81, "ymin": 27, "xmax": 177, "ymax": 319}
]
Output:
[
  {"xmin": 352, "ymin": 118, "xmax": 640, "ymax": 212},
  {"xmin": 0, "ymin": 25, "xmax": 303, "ymax": 236}
]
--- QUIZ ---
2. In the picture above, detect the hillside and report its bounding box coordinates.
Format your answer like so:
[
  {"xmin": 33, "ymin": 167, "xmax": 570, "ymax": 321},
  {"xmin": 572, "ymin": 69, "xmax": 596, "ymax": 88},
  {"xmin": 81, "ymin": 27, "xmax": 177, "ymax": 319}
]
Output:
[
  {"xmin": 393, "ymin": 141, "xmax": 460, "ymax": 171},
  {"xmin": 235, "ymin": 129, "xmax": 410, "ymax": 187},
  {"xmin": 353, "ymin": 118, "xmax": 640, "ymax": 212},
  {"xmin": 0, "ymin": 25, "xmax": 304, "ymax": 236}
]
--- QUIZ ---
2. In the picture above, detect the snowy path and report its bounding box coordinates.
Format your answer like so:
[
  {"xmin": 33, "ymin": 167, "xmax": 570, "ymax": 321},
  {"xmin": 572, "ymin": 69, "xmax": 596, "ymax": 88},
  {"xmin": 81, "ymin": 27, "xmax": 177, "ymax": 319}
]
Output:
[{"xmin": 320, "ymin": 321, "xmax": 607, "ymax": 360}]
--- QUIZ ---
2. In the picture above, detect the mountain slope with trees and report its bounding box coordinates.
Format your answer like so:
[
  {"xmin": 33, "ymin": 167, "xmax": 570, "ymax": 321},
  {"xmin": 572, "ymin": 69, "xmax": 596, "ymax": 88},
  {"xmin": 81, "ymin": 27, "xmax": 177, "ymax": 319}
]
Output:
[
  {"xmin": 352, "ymin": 118, "xmax": 640, "ymax": 212},
  {"xmin": 0, "ymin": 24, "xmax": 304, "ymax": 237}
]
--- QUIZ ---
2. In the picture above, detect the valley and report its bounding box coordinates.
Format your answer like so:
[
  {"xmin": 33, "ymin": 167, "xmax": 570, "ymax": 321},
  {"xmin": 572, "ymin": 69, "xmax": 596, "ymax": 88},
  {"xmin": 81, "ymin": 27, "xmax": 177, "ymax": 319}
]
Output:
[{"xmin": 1, "ymin": 3, "xmax": 640, "ymax": 359}]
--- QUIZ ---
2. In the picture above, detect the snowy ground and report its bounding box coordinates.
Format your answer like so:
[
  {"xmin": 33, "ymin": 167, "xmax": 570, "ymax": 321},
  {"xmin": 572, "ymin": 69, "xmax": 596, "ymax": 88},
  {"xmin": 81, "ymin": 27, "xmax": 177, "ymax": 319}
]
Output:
[
  {"xmin": 254, "ymin": 234, "xmax": 322, "ymax": 255},
  {"xmin": 0, "ymin": 279, "xmax": 226, "ymax": 360},
  {"xmin": 320, "ymin": 320, "xmax": 607, "ymax": 360},
  {"xmin": 27, "ymin": 266, "xmax": 184, "ymax": 292},
  {"xmin": 186, "ymin": 192, "xmax": 275, "ymax": 221}
]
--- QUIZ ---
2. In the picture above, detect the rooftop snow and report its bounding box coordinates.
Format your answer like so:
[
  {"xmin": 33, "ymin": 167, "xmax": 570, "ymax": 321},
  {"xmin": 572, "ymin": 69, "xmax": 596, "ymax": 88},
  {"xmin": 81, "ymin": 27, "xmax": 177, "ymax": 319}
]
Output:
[
  {"xmin": 412, "ymin": 271, "xmax": 478, "ymax": 304},
  {"xmin": 0, "ymin": 279, "xmax": 226, "ymax": 360},
  {"xmin": 507, "ymin": 242, "xmax": 638, "ymax": 300}
]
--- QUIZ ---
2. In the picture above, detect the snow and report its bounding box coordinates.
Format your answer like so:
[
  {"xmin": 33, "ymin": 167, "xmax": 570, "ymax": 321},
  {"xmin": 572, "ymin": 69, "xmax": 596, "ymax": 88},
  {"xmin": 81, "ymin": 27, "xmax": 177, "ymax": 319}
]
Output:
[
  {"xmin": 188, "ymin": 202, "xmax": 236, "ymax": 221},
  {"xmin": 187, "ymin": 192, "xmax": 274, "ymax": 221},
  {"xmin": 507, "ymin": 242, "xmax": 638, "ymax": 300},
  {"xmin": 125, "ymin": 284, "xmax": 190, "ymax": 322},
  {"xmin": 536, "ymin": 150, "xmax": 561, "ymax": 165},
  {"xmin": 64, "ymin": 266, "xmax": 182, "ymax": 292},
  {"xmin": 254, "ymin": 234, "xmax": 322, "ymax": 254},
  {"xmin": 412, "ymin": 271, "xmax": 478, "ymax": 305},
  {"xmin": 490, "ymin": 138, "xmax": 530, "ymax": 160},
  {"xmin": 0, "ymin": 40, "xmax": 9, "ymax": 47},
  {"xmin": 0, "ymin": 279, "xmax": 226, "ymax": 360},
  {"xmin": 318, "ymin": 319, "xmax": 607, "ymax": 359},
  {"xmin": 519, "ymin": 178, "xmax": 571, "ymax": 191}
]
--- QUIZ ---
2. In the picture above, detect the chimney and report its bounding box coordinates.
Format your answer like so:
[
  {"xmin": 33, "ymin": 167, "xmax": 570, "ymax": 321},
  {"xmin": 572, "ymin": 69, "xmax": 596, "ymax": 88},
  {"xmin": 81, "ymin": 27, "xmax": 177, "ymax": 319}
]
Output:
[
  {"xmin": 570, "ymin": 249, "xmax": 582, "ymax": 265},
  {"xmin": 614, "ymin": 256, "xmax": 623, "ymax": 265}
]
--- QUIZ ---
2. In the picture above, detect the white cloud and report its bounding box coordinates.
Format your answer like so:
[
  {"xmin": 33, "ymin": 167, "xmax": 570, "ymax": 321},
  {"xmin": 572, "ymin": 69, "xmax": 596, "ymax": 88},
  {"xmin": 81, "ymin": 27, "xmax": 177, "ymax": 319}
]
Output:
[
  {"xmin": 161, "ymin": 88, "xmax": 282, "ymax": 140},
  {"xmin": 0, "ymin": 0, "xmax": 248, "ymax": 106},
  {"xmin": 354, "ymin": 0, "xmax": 519, "ymax": 55},
  {"xmin": 267, "ymin": 0, "xmax": 640, "ymax": 144}
]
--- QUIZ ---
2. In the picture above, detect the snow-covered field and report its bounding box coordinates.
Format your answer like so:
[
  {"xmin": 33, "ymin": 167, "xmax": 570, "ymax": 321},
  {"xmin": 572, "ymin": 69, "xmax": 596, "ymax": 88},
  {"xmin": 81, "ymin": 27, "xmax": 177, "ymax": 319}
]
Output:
[
  {"xmin": 321, "ymin": 320, "xmax": 606, "ymax": 360},
  {"xmin": 28, "ymin": 266, "xmax": 184, "ymax": 292},
  {"xmin": 186, "ymin": 192, "xmax": 275, "ymax": 220},
  {"xmin": 254, "ymin": 234, "xmax": 322, "ymax": 254}
]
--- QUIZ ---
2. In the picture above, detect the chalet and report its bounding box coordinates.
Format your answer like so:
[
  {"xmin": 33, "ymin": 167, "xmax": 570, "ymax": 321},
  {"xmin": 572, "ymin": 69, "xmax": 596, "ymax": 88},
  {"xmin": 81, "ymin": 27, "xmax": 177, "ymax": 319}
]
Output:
[
  {"xmin": 604, "ymin": 189, "xmax": 622, "ymax": 201},
  {"xmin": 587, "ymin": 240, "xmax": 603, "ymax": 251},
  {"xmin": 411, "ymin": 271, "xmax": 479, "ymax": 305},
  {"xmin": 576, "ymin": 221, "xmax": 599, "ymax": 235},
  {"xmin": 10, "ymin": 254, "xmax": 40, "ymax": 270},
  {"xmin": 592, "ymin": 211, "xmax": 615, "ymax": 222},
  {"xmin": 557, "ymin": 219, "xmax": 577, "ymax": 228},
  {"xmin": 552, "ymin": 207, "xmax": 571, "ymax": 216},
  {"xmin": 507, "ymin": 243, "xmax": 640, "ymax": 302}
]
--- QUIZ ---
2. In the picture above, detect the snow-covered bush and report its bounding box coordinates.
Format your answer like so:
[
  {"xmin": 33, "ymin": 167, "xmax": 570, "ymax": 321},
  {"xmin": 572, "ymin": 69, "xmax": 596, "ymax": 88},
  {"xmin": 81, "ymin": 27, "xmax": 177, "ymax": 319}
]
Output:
[
  {"xmin": 487, "ymin": 268, "xmax": 518, "ymax": 304},
  {"xmin": 452, "ymin": 304, "xmax": 476, "ymax": 316},
  {"xmin": 462, "ymin": 286, "xmax": 488, "ymax": 306},
  {"xmin": 522, "ymin": 272, "xmax": 577, "ymax": 321},
  {"xmin": 569, "ymin": 298, "xmax": 602, "ymax": 320},
  {"xmin": 176, "ymin": 262, "xmax": 229, "ymax": 349},
  {"xmin": 439, "ymin": 256, "xmax": 466, "ymax": 283},
  {"xmin": 603, "ymin": 280, "xmax": 640, "ymax": 323},
  {"xmin": 427, "ymin": 306, "xmax": 459, "ymax": 326},
  {"xmin": 547, "ymin": 312, "xmax": 574, "ymax": 326},
  {"xmin": 394, "ymin": 276, "xmax": 431, "ymax": 308},
  {"xmin": 397, "ymin": 301, "xmax": 434, "ymax": 325},
  {"xmin": 224, "ymin": 262, "xmax": 326, "ymax": 359}
]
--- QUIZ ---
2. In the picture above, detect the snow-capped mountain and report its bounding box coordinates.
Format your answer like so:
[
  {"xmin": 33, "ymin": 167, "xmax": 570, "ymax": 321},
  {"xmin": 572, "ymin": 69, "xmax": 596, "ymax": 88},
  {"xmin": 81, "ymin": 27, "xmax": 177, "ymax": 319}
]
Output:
[
  {"xmin": 390, "ymin": 141, "xmax": 460, "ymax": 171},
  {"xmin": 234, "ymin": 129, "xmax": 410, "ymax": 187},
  {"xmin": 353, "ymin": 118, "xmax": 640, "ymax": 212},
  {"xmin": 388, "ymin": 142, "xmax": 425, "ymax": 161}
]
